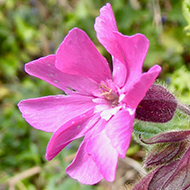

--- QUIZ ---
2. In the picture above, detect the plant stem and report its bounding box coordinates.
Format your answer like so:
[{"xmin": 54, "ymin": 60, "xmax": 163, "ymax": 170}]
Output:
[{"xmin": 177, "ymin": 102, "xmax": 190, "ymax": 115}]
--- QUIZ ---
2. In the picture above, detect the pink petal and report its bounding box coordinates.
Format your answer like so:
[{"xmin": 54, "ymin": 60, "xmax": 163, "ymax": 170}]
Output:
[
  {"xmin": 94, "ymin": 3, "xmax": 118, "ymax": 56},
  {"xmin": 112, "ymin": 57, "xmax": 127, "ymax": 88},
  {"xmin": 100, "ymin": 105, "xmax": 122, "ymax": 121},
  {"xmin": 95, "ymin": 4, "xmax": 150, "ymax": 89},
  {"xmin": 121, "ymin": 65, "xmax": 162, "ymax": 109},
  {"xmin": 18, "ymin": 94, "xmax": 96, "ymax": 132},
  {"xmin": 25, "ymin": 55, "xmax": 99, "ymax": 95},
  {"xmin": 86, "ymin": 129, "xmax": 118, "ymax": 182},
  {"xmin": 85, "ymin": 116, "xmax": 107, "ymax": 138},
  {"xmin": 66, "ymin": 139, "xmax": 103, "ymax": 185},
  {"xmin": 105, "ymin": 109, "xmax": 135, "ymax": 158},
  {"xmin": 56, "ymin": 28, "xmax": 111, "ymax": 83},
  {"xmin": 45, "ymin": 109, "xmax": 98, "ymax": 161},
  {"xmin": 94, "ymin": 3, "xmax": 128, "ymax": 88},
  {"xmin": 113, "ymin": 32, "xmax": 150, "ymax": 90}
]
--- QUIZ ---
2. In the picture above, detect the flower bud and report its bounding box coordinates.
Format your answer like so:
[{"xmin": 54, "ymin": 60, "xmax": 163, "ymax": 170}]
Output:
[{"xmin": 135, "ymin": 85, "xmax": 177, "ymax": 123}]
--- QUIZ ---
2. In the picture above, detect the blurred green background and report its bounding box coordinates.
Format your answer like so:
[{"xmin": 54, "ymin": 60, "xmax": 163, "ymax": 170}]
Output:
[{"xmin": 1, "ymin": 0, "xmax": 190, "ymax": 189}]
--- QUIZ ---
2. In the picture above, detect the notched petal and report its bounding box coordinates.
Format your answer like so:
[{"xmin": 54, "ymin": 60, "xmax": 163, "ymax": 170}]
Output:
[
  {"xmin": 135, "ymin": 85, "xmax": 177, "ymax": 123},
  {"xmin": 122, "ymin": 66, "xmax": 161, "ymax": 109},
  {"xmin": 105, "ymin": 109, "xmax": 135, "ymax": 158},
  {"xmin": 86, "ymin": 129, "xmax": 118, "ymax": 182},
  {"xmin": 24, "ymin": 54, "xmax": 99, "ymax": 95},
  {"xmin": 46, "ymin": 108, "xmax": 95, "ymax": 161},
  {"xmin": 56, "ymin": 28, "xmax": 111, "ymax": 83},
  {"xmin": 66, "ymin": 139, "xmax": 103, "ymax": 185}
]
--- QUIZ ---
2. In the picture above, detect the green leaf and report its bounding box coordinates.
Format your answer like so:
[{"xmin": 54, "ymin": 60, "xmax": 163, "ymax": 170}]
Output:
[
  {"xmin": 183, "ymin": 0, "xmax": 190, "ymax": 35},
  {"xmin": 133, "ymin": 110, "xmax": 190, "ymax": 142}
]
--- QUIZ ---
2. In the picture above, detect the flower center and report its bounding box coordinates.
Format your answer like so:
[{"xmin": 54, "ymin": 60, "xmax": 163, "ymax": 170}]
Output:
[{"xmin": 100, "ymin": 83, "xmax": 119, "ymax": 106}]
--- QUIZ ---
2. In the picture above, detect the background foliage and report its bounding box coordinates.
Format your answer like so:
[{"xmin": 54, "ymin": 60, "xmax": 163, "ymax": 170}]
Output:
[{"xmin": 1, "ymin": 0, "xmax": 190, "ymax": 189}]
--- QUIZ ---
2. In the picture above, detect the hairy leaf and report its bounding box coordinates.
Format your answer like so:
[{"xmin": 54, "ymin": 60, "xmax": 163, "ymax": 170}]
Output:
[{"xmin": 133, "ymin": 115, "xmax": 190, "ymax": 141}]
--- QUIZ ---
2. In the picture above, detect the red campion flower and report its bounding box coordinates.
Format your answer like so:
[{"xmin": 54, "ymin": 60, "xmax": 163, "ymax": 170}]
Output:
[{"xmin": 18, "ymin": 3, "xmax": 161, "ymax": 184}]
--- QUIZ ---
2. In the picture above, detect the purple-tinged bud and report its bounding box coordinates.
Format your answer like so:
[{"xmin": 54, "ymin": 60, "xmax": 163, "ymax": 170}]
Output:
[
  {"xmin": 133, "ymin": 147, "xmax": 190, "ymax": 190},
  {"xmin": 137, "ymin": 146, "xmax": 190, "ymax": 190},
  {"xmin": 139, "ymin": 130, "xmax": 190, "ymax": 144},
  {"xmin": 133, "ymin": 131, "xmax": 190, "ymax": 190},
  {"xmin": 135, "ymin": 85, "xmax": 177, "ymax": 123},
  {"xmin": 144, "ymin": 141, "xmax": 186, "ymax": 168},
  {"xmin": 139, "ymin": 131, "xmax": 190, "ymax": 167}
]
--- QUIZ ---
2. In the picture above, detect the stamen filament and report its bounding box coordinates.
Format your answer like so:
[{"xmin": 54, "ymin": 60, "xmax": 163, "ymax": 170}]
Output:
[{"xmin": 99, "ymin": 83, "xmax": 119, "ymax": 105}]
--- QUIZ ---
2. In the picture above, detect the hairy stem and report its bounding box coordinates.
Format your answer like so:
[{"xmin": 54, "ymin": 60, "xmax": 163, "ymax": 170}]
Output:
[{"xmin": 177, "ymin": 102, "xmax": 190, "ymax": 115}]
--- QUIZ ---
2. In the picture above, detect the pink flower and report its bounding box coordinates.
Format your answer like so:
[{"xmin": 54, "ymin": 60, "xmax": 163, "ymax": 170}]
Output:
[{"xmin": 18, "ymin": 3, "xmax": 161, "ymax": 185}]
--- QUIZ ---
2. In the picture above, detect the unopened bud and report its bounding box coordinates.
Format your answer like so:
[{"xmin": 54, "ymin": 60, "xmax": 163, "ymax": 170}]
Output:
[{"xmin": 135, "ymin": 85, "xmax": 177, "ymax": 123}]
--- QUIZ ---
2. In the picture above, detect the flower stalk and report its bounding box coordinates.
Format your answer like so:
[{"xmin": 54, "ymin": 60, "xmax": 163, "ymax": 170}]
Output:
[{"xmin": 177, "ymin": 102, "xmax": 190, "ymax": 115}]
